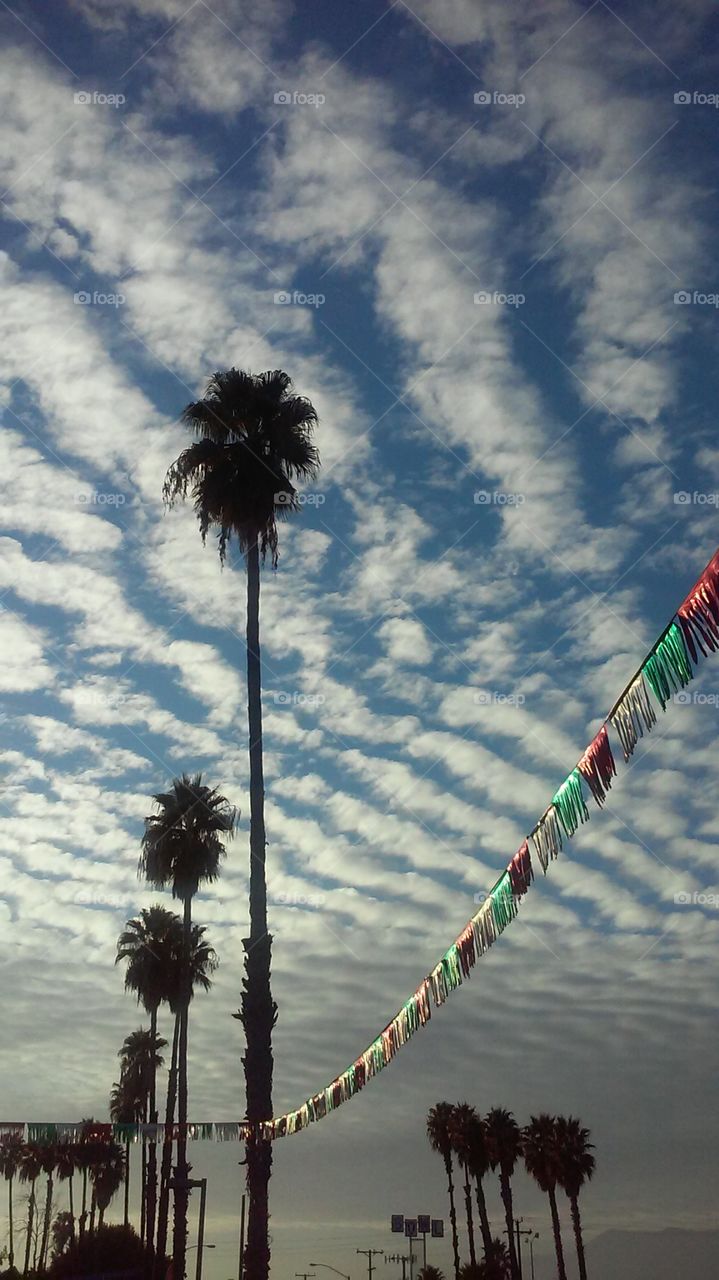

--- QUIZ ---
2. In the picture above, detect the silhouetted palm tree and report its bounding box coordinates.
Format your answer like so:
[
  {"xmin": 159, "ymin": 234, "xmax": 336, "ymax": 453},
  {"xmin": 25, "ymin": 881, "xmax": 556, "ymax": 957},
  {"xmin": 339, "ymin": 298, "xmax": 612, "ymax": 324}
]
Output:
[
  {"xmin": 0, "ymin": 1132, "xmax": 24, "ymax": 1270},
  {"xmin": 140, "ymin": 772, "xmax": 233, "ymax": 1280},
  {"xmin": 55, "ymin": 1144, "xmax": 77, "ymax": 1242},
  {"xmin": 110, "ymin": 1076, "xmax": 142, "ymax": 1231},
  {"xmin": 556, "ymin": 1116, "xmax": 595, "ymax": 1280},
  {"xmin": 476, "ymin": 1239, "xmax": 511, "ymax": 1279},
  {"xmin": 19, "ymin": 1143, "xmax": 42, "ymax": 1276},
  {"xmin": 450, "ymin": 1104, "xmax": 478, "ymax": 1267},
  {"xmin": 464, "ymin": 1112, "xmax": 493, "ymax": 1260},
  {"xmin": 427, "ymin": 1103, "xmax": 460, "ymax": 1280},
  {"xmin": 484, "ymin": 1110, "xmax": 522, "ymax": 1280},
  {"xmin": 164, "ymin": 367, "xmax": 320, "ymax": 1280},
  {"xmin": 37, "ymin": 1144, "xmax": 57, "ymax": 1273},
  {"xmin": 117, "ymin": 905, "xmax": 178, "ymax": 1253},
  {"xmin": 89, "ymin": 1143, "xmax": 125, "ymax": 1229},
  {"xmin": 116, "ymin": 1027, "xmax": 167, "ymax": 1241},
  {"xmin": 418, "ymin": 1268, "xmax": 446, "ymax": 1280},
  {"xmin": 523, "ymin": 1115, "xmax": 566, "ymax": 1280},
  {"xmin": 76, "ymin": 1120, "xmax": 95, "ymax": 1241}
]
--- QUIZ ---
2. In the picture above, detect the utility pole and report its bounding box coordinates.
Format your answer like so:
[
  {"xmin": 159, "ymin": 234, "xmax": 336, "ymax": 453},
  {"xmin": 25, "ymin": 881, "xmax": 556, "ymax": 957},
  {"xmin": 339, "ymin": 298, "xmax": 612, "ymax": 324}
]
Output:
[
  {"xmin": 505, "ymin": 1219, "xmax": 534, "ymax": 1280},
  {"xmin": 357, "ymin": 1249, "xmax": 384, "ymax": 1280},
  {"xmin": 295, "ymin": 1273, "xmax": 316, "ymax": 1280}
]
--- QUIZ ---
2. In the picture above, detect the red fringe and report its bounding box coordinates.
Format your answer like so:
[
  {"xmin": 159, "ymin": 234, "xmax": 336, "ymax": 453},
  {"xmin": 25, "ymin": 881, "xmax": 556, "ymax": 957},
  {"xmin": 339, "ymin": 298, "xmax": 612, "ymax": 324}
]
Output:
[
  {"xmin": 577, "ymin": 725, "xmax": 617, "ymax": 807},
  {"xmin": 457, "ymin": 921, "xmax": 476, "ymax": 977},
  {"xmin": 507, "ymin": 840, "xmax": 533, "ymax": 897},
  {"xmin": 677, "ymin": 550, "xmax": 719, "ymax": 662}
]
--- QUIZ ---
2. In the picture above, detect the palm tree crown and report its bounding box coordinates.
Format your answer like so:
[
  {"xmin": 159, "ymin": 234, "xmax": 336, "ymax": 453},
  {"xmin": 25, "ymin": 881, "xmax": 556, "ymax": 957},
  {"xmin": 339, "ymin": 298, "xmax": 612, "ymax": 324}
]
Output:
[
  {"xmin": 523, "ymin": 1114, "xmax": 562, "ymax": 1191},
  {"xmin": 116, "ymin": 905, "xmax": 183, "ymax": 1015},
  {"xmin": 163, "ymin": 367, "xmax": 320, "ymax": 564},
  {"xmin": 484, "ymin": 1108, "xmax": 522, "ymax": 1177},
  {"xmin": 140, "ymin": 773, "xmax": 236, "ymax": 902},
  {"xmin": 556, "ymin": 1116, "xmax": 595, "ymax": 1197}
]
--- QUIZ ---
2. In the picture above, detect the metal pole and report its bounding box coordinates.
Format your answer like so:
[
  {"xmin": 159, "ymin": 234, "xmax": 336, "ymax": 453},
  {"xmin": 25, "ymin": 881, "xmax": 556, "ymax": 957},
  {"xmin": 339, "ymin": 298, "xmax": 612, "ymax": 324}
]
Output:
[
  {"xmin": 422, "ymin": 1232, "xmax": 427, "ymax": 1273},
  {"xmin": 408, "ymin": 1237, "xmax": 413, "ymax": 1280},
  {"xmin": 238, "ymin": 1192, "xmax": 246, "ymax": 1280},
  {"xmin": 515, "ymin": 1220, "xmax": 523, "ymax": 1280},
  {"xmin": 195, "ymin": 1179, "xmax": 207, "ymax": 1280}
]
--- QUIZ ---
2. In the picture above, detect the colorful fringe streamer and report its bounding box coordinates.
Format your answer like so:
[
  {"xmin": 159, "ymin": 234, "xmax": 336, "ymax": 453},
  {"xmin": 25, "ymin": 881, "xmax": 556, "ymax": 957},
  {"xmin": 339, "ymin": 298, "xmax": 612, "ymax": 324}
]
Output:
[
  {"xmin": 530, "ymin": 805, "xmax": 563, "ymax": 872},
  {"xmin": 552, "ymin": 769, "xmax": 589, "ymax": 839},
  {"xmin": 677, "ymin": 549, "xmax": 719, "ymax": 661},
  {"xmin": 642, "ymin": 622, "xmax": 693, "ymax": 710},
  {"xmin": 578, "ymin": 726, "xmax": 616, "ymax": 806},
  {"xmin": 610, "ymin": 673, "xmax": 657, "ymax": 760},
  {"xmin": 507, "ymin": 841, "xmax": 533, "ymax": 896}
]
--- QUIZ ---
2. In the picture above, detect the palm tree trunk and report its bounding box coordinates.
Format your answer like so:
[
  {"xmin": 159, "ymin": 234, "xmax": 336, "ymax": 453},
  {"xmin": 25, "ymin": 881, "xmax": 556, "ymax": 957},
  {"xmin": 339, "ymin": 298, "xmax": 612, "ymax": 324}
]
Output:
[
  {"xmin": 462, "ymin": 1166, "xmax": 476, "ymax": 1266},
  {"xmin": 473, "ymin": 1175, "xmax": 492, "ymax": 1260},
  {"xmin": 39, "ymin": 1171, "xmax": 53, "ymax": 1272},
  {"xmin": 124, "ymin": 1138, "xmax": 130, "ymax": 1228},
  {"xmin": 23, "ymin": 1178, "xmax": 36, "ymax": 1276},
  {"xmin": 444, "ymin": 1154, "xmax": 460, "ymax": 1280},
  {"xmin": 570, "ymin": 1193, "xmax": 587, "ymax": 1280},
  {"xmin": 146, "ymin": 1005, "xmax": 159, "ymax": 1255},
  {"xmin": 241, "ymin": 539, "xmax": 276, "ymax": 1280},
  {"xmin": 548, "ymin": 1185, "xmax": 567, "ymax": 1280},
  {"xmin": 8, "ymin": 1174, "xmax": 14, "ymax": 1269},
  {"xmin": 140, "ymin": 1109, "xmax": 147, "ymax": 1247},
  {"xmin": 68, "ymin": 1174, "xmax": 75, "ymax": 1239},
  {"xmin": 172, "ymin": 898, "xmax": 192, "ymax": 1280},
  {"xmin": 154, "ymin": 1014, "xmax": 180, "ymax": 1280},
  {"xmin": 80, "ymin": 1167, "xmax": 88, "ymax": 1241},
  {"xmin": 500, "ymin": 1173, "xmax": 519, "ymax": 1280},
  {"xmin": 89, "ymin": 1187, "xmax": 97, "ymax": 1237},
  {"xmin": 98, "ymin": 1205, "xmax": 105, "ymax": 1228}
]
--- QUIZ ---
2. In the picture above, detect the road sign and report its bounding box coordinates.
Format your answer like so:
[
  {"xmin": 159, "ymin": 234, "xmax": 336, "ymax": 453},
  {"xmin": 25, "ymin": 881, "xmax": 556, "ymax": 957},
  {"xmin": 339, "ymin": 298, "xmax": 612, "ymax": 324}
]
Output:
[
  {"xmin": 404, "ymin": 1220, "xmax": 418, "ymax": 1239},
  {"xmin": 417, "ymin": 1216, "xmax": 430, "ymax": 1235},
  {"xmin": 391, "ymin": 1215, "xmax": 404, "ymax": 1233},
  {"xmin": 431, "ymin": 1220, "xmax": 444, "ymax": 1238}
]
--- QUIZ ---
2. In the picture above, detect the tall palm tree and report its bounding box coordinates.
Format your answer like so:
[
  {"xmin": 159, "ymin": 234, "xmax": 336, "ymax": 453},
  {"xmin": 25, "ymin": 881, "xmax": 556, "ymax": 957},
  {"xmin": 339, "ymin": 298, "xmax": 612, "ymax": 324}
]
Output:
[
  {"xmin": 464, "ymin": 1112, "xmax": 493, "ymax": 1260},
  {"xmin": 0, "ymin": 1132, "xmax": 24, "ymax": 1270},
  {"xmin": 55, "ymin": 1144, "xmax": 77, "ymax": 1242},
  {"xmin": 556, "ymin": 1116, "xmax": 595, "ymax": 1280},
  {"xmin": 89, "ymin": 1143, "xmax": 126, "ymax": 1229},
  {"xmin": 164, "ymin": 367, "xmax": 320, "ymax": 1280},
  {"xmin": 427, "ymin": 1103, "xmax": 460, "ymax": 1280},
  {"xmin": 37, "ymin": 1144, "xmax": 57, "ymax": 1273},
  {"xmin": 140, "ymin": 772, "xmax": 233, "ymax": 1280},
  {"xmin": 117, "ymin": 905, "xmax": 178, "ymax": 1254},
  {"xmin": 484, "ymin": 1110, "xmax": 522, "ymax": 1280},
  {"xmin": 449, "ymin": 1104, "xmax": 478, "ymax": 1267},
  {"xmin": 523, "ymin": 1115, "xmax": 566, "ymax": 1280},
  {"xmin": 154, "ymin": 921, "xmax": 218, "ymax": 1280},
  {"xmin": 76, "ymin": 1120, "xmax": 95, "ymax": 1241},
  {"xmin": 19, "ymin": 1143, "xmax": 42, "ymax": 1276}
]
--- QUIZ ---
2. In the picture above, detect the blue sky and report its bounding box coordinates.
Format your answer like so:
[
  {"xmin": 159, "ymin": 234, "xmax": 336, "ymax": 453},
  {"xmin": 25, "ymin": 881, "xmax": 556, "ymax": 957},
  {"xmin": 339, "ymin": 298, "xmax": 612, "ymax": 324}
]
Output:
[{"xmin": 1, "ymin": 0, "xmax": 719, "ymax": 1277}]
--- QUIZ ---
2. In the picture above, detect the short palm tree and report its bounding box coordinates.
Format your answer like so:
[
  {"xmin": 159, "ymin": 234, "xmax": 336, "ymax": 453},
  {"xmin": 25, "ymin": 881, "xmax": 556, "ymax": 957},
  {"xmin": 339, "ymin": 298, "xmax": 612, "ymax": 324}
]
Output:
[
  {"xmin": 55, "ymin": 1144, "xmax": 77, "ymax": 1242},
  {"xmin": 19, "ymin": 1142, "xmax": 43, "ymax": 1276},
  {"xmin": 110, "ymin": 1074, "xmax": 143, "ymax": 1231},
  {"xmin": 37, "ymin": 1144, "xmax": 57, "ymax": 1273},
  {"xmin": 523, "ymin": 1115, "xmax": 566, "ymax": 1280},
  {"xmin": 427, "ymin": 1103, "xmax": 460, "ymax": 1280},
  {"xmin": 140, "ymin": 772, "xmax": 234, "ymax": 1280},
  {"xmin": 556, "ymin": 1116, "xmax": 595, "ymax": 1280},
  {"xmin": 89, "ymin": 1143, "xmax": 126, "ymax": 1229},
  {"xmin": 418, "ymin": 1268, "xmax": 446, "ymax": 1280},
  {"xmin": 76, "ymin": 1120, "xmax": 95, "ymax": 1241},
  {"xmin": 116, "ymin": 905, "xmax": 179, "ymax": 1252},
  {"xmin": 484, "ymin": 1110, "xmax": 522, "ymax": 1280},
  {"xmin": 0, "ymin": 1132, "xmax": 24, "ymax": 1269},
  {"xmin": 476, "ymin": 1240, "xmax": 511, "ymax": 1280},
  {"xmin": 164, "ymin": 367, "xmax": 320, "ymax": 1280},
  {"xmin": 449, "ymin": 1104, "xmax": 478, "ymax": 1267}
]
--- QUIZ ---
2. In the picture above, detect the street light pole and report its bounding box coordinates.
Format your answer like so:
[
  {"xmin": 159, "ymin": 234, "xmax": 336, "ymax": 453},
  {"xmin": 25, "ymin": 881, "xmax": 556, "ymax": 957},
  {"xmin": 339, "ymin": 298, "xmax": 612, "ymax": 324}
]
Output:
[{"xmin": 310, "ymin": 1262, "xmax": 350, "ymax": 1279}]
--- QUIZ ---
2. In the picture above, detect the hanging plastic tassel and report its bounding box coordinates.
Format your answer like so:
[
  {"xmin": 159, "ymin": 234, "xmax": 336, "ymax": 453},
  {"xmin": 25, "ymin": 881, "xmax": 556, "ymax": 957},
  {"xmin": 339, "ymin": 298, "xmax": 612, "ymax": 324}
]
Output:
[
  {"xmin": 491, "ymin": 872, "xmax": 518, "ymax": 933},
  {"xmin": 0, "ymin": 1122, "xmax": 25, "ymax": 1137},
  {"xmin": 577, "ymin": 725, "xmax": 616, "ymax": 806},
  {"xmin": 214, "ymin": 1122, "xmax": 241, "ymax": 1142},
  {"xmin": 552, "ymin": 769, "xmax": 589, "ymax": 839},
  {"xmin": 609, "ymin": 673, "xmax": 657, "ymax": 759},
  {"xmin": 472, "ymin": 896, "xmax": 496, "ymax": 955},
  {"xmin": 642, "ymin": 622, "xmax": 693, "ymax": 710},
  {"xmin": 677, "ymin": 550, "xmax": 719, "ymax": 661},
  {"xmin": 507, "ymin": 840, "xmax": 533, "ymax": 896},
  {"xmin": 457, "ymin": 921, "xmax": 476, "ymax": 977},
  {"xmin": 530, "ymin": 805, "xmax": 563, "ymax": 872}
]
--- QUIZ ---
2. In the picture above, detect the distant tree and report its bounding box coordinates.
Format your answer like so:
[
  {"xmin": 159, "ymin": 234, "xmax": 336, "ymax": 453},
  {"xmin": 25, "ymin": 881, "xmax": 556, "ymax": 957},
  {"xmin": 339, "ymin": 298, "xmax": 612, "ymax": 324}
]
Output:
[
  {"xmin": 556, "ymin": 1116, "xmax": 595, "ymax": 1280},
  {"xmin": 523, "ymin": 1115, "xmax": 566, "ymax": 1280},
  {"xmin": 54, "ymin": 1146, "xmax": 77, "ymax": 1243},
  {"xmin": 18, "ymin": 1144, "xmax": 42, "ymax": 1277},
  {"xmin": 484, "ymin": 1110, "xmax": 522, "ymax": 1280},
  {"xmin": 89, "ymin": 1144, "xmax": 125, "ymax": 1229},
  {"xmin": 0, "ymin": 1133, "xmax": 24, "ymax": 1270},
  {"xmin": 427, "ymin": 1104, "xmax": 460, "ymax": 1280},
  {"xmin": 37, "ymin": 1145, "xmax": 57, "ymax": 1273},
  {"xmin": 418, "ymin": 1268, "xmax": 445, "ymax": 1280},
  {"xmin": 49, "ymin": 1212, "xmax": 73, "ymax": 1262},
  {"xmin": 48, "ymin": 1223, "xmax": 148, "ymax": 1279}
]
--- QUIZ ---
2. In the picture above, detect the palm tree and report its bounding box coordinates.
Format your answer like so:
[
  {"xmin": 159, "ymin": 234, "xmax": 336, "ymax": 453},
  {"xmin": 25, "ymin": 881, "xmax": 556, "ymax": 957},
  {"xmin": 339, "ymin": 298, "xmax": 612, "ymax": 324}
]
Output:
[
  {"xmin": 523, "ymin": 1115, "xmax": 566, "ymax": 1280},
  {"xmin": 116, "ymin": 1027, "xmax": 167, "ymax": 1242},
  {"xmin": 164, "ymin": 367, "xmax": 320, "ymax": 1280},
  {"xmin": 76, "ymin": 1120, "xmax": 94, "ymax": 1241},
  {"xmin": 19, "ymin": 1143, "xmax": 42, "ymax": 1276},
  {"xmin": 116, "ymin": 905, "xmax": 179, "ymax": 1254},
  {"xmin": 464, "ymin": 1112, "xmax": 493, "ymax": 1261},
  {"xmin": 110, "ymin": 1076, "xmax": 142, "ymax": 1232},
  {"xmin": 89, "ymin": 1143, "xmax": 126, "ymax": 1229},
  {"xmin": 140, "ymin": 772, "xmax": 234, "ymax": 1280},
  {"xmin": 476, "ymin": 1240, "xmax": 511, "ymax": 1280},
  {"xmin": 427, "ymin": 1103, "xmax": 460, "ymax": 1280},
  {"xmin": 154, "ymin": 921, "xmax": 218, "ymax": 1280},
  {"xmin": 556, "ymin": 1116, "xmax": 595, "ymax": 1280},
  {"xmin": 55, "ymin": 1144, "xmax": 77, "ymax": 1242},
  {"xmin": 0, "ymin": 1132, "xmax": 24, "ymax": 1270},
  {"xmin": 37, "ymin": 1144, "xmax": 57, "ymax": 1273},
  {"xmin": 418, "ymin": 1269, "xmax": 446, "ymax": 1280},
  {"xmin": 449, "ymin": 1104, "xmax": 478, "ymax": 1267},
  {"xmin": 484, "ymin": 1110, "xmax": 522, "ymax": 1280}
]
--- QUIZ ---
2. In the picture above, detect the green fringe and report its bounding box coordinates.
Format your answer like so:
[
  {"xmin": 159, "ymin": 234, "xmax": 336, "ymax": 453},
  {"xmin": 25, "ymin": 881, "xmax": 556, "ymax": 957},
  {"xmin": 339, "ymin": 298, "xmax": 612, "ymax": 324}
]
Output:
[
  {"xmin": 642, "ymin": 621, "xmax": 693, "ymax": 710},
  {"xmin": 27, "ymin": 1124, "xmax": 57, "ymax": 1144},
  {"xmin": 441, "ymin": 944, "xmax": 463, "ymax": 992},
  {"xmin": 552, "ymin": 768, "xmax": 589, "ymax": 838},
  {"xmin": 491, "ymin": 872, "xmax": 517, "ymax": 933}
]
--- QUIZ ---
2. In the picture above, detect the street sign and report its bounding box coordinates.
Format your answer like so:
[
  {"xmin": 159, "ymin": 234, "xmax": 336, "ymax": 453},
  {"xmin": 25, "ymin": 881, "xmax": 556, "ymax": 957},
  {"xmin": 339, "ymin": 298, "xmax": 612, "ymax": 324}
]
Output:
[
  {"xmin": 405, "ymin": 1220, "xmax": 418, "ymax": 1239},
  {"xmin": 417, "ymin": 1216, "xmax": 430, "ymax": 1235},
  {"xmin": 431, "ymin": 1220, "xmax": 444, "ymax": 1238},
  {"xmin": 391, "ymin": 1215, "xmax": 404, "ymax": 1233}
]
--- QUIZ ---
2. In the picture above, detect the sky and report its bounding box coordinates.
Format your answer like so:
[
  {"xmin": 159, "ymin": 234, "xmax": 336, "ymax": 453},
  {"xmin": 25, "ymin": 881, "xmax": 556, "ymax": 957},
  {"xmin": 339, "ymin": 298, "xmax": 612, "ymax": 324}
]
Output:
[{"xmin": 1, "ymin": 0, "xmax": 719, "ymax": 1277}]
